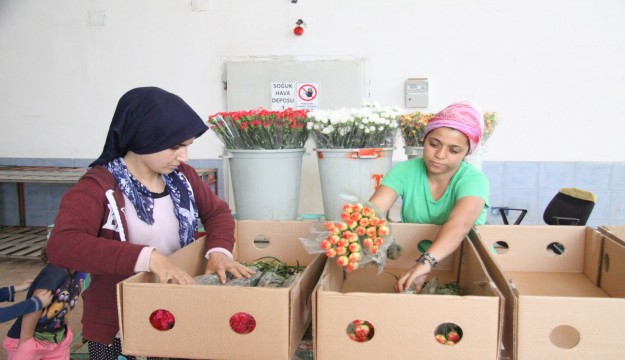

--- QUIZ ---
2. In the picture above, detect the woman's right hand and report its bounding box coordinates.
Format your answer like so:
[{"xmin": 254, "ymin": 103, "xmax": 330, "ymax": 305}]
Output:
[
  {"xmin": 395, "ymin": 263, "xmax": 431, "ymax": 293},
  {"xmin": 148, "ymin": 250, "xmax": 194, "ymax": 285},
  {"xmin": 33, "ymin": 289, "xmax": 53, "ymax": 307}
]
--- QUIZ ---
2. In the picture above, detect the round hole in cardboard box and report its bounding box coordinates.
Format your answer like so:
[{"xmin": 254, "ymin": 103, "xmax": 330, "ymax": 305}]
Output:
[
  {"xmin": 418, "ymin": 239, "xmax": 432, "ymax": 254},
  {"xmin": 346, "ymin": 319, "xmax": 375, "ymax": 342},
  {"xmin": 549, "ymin": 325, "xmax": 580, "ymax": 349},
  {"xmin": 230, "ymin": 312, "xmax": 257, "ymax": 334},
  {"xmin": 492, "ymin": 241, "xmax": 509, "ymax": 255},
  {"xmin": 253, "ymin": 234, "xmax": 270, "ymax": 249},
  {"xmin": 547, "ymin": 242, "xmax": 565, "ymax": 256},
  {"xmin": 434, "ymin": 322, "xmax": 463, "ymax": 345},
  {"xmin": 149, "ymin": 309, "xmax": 175, "ymax": 331}
]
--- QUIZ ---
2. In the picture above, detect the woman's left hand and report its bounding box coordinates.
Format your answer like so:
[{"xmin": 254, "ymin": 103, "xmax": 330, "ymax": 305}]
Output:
[{"xmin": 204, "ymin": 252, "xmax": 255, "ymax": 284}]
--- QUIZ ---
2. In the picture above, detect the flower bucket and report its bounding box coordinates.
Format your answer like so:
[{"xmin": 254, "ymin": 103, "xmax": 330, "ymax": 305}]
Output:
[
  {"xmin": 404, "ymin": 146, "xmax": 424, "ymax": 160},
  {"xmin": 224, "ymin": 149, "xmax": 305, "ymax": 220},
  {"xmin": 315, "ymin": 148, "xmax": 394, "ymax": 221}
]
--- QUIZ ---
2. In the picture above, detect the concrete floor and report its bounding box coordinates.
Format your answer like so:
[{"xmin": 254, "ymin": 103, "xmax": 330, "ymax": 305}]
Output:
[{"xmin": 0, "ymin": 258, "xmax": 86, "ymax": 360}]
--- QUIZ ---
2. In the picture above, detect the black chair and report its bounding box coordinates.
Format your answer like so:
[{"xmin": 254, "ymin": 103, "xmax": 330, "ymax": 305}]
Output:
[
  {"xmin": 492, "ymin": 188, "xmax": 596, "ymax": 226},
  {"xmin": 542, "ymin": 188, "xmax": 596, "ymax": 225}
]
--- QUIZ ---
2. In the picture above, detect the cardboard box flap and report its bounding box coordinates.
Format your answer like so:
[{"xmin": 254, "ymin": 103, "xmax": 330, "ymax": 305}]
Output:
[
  {"xmin": 472, "ymin": 225, "xmax": 595, "ymax": 273},
  {"xmin": 505, "ymin": 272, "xmax": 608, "ymax": 297},
  {"xmin": 470, "ymin": 227, "xmax": 518, "ymax": 359},
  {"xmin": 460, "ymin": 236, "xmax": 501, "ymax": 297},
  {"xmin": 168, "ymin": 235, "xmax": 207, "ymax": 275},
  {"xmin": 235, "ymin": 220, "xmax": 319, "ymax": 264},
  {"xmin": 599, "ymin": 225, "xmax": 625, "ymax": 246},
  {"xmin": 599, "ymin": 236, "xmax": 625, "ymax": 298},
  {"xmin": 384, "ymin": 223, "xmax": 460, "ymax": 272},
  {"xmin": 287, "ymin": 254, "xmax": 326, "ymax": 356}
]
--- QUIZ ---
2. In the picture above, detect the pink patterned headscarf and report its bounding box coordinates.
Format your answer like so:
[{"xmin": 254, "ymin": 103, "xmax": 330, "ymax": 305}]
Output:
[{"xmin": 423, "ymin": 102, "xmax": 483, "ymax": 155}]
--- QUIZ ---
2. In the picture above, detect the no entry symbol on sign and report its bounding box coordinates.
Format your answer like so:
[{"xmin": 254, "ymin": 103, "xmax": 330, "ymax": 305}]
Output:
[{"xmin": 298, "ymin": 83, "xmax": 317, "ymax": 102}]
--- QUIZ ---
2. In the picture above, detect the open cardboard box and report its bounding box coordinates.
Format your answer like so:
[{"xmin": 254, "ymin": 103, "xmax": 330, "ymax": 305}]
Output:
[
  {"xmin": 470, "ymin": 225, "xmax": 625, "ymax": 359},
  {"xmin": 599, "ymin": 225, "xmax": 625, "ymax": 246},
  {"xmin": 117, "ymin": 220, "xmax": 326, "ymax": 360},
  {"xmin": 314, "ymin": 223, "xmax": 504, "ymax": 360}
]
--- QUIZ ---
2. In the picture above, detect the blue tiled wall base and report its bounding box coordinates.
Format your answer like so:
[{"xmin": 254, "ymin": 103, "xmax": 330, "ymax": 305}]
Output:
[{"xmin": 483, "ymin": 161, "xmax": 624, "ymax": 227}]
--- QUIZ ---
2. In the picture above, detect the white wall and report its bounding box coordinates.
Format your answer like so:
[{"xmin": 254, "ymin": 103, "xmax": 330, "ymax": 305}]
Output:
[{"xmin": 1, "ymin": 0, "xmax": 624, "ymax": 162}]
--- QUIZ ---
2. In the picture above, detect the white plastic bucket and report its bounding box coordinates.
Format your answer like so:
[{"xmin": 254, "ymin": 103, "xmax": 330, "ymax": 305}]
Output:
[
  {"xmin": 404, "ymin": 146, "xmax": 424, "ymax": 160},
  {"xmin": 465, "ymin": 145, "xmax": 487, "ymax": 170},
  {"xmin": 315, "ymin": 148, "xmax": 394, "ymax": 221},
  {"xmin": 225, "ymin": 149, "xmax": 305, "ymax": 220}
]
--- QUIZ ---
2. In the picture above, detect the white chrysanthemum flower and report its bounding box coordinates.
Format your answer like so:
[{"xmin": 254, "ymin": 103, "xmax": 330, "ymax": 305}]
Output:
[{"xmin": 321, "ymin": 125, "xmax": 335, "ymax": 134}]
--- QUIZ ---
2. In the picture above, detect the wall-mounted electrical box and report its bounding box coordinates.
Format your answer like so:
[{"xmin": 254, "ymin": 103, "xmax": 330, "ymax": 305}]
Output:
[{"xmin": 405, "ymin": 78, "xmax": 428, "ymax": 108}]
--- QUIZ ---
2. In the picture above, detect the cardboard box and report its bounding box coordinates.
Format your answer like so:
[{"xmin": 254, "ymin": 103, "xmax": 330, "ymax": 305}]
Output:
[
  {"xmin": 471, "ymin": 225, "xmax": 625, "ymax": 359},
  {"xmin": 599, "ymin": 225, "xmax": 625, "ymax": 246},
  {"xmin": 314, "ymin": 223, "xmax": 504, "ymax": 360},
  {"xmin": 117, "ymin": 220, "xmax": 326, "ymax": 360}
]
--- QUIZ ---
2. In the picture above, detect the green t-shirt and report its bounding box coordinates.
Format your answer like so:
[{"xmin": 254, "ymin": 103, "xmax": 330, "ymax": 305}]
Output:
[{"xmin": 381, "ymin": 158, "xmax": 489, "ymax": 225}]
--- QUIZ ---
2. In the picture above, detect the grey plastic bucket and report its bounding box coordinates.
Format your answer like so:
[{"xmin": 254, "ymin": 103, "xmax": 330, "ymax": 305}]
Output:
[
  {"xmin": 404, "ymin": 146, "xmax": 424, "ymax": 159},
  {"xmin": 225, "ymin": 148, "xmax": 305, "ymax": 220},
  {"xmin": 315, "ymin": 148, "xmax": 394, "ymax": 221}
]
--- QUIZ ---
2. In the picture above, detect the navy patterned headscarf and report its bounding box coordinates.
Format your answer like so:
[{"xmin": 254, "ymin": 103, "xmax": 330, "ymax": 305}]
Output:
[
  {"xmin": 91, "ymin": 87, "xmax": 207, "ymax": 166},
  {"xmin": 92, "ymin": 87, "xmax": 208, "ymax": 247}
]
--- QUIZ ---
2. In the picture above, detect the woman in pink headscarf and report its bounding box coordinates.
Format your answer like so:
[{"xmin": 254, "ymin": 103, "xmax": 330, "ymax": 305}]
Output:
[{"xmin": 369, "ymin": 102, "xmax": 489, "ymax": 293}]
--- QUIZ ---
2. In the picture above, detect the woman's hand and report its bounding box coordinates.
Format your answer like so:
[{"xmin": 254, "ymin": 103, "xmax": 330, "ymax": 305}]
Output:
[
  {"xmin": 33, "ymin": 289, "xmax": 53, "ymax": 307},
  {"xmin": 395, "ymin": 263, "xmax": 431, "ymax": 293},
  {"xmin": 14, "ymin": 279, "xmax": 33, "ymax": 292},
  {"xmin": 204, "ymin": 252, "xmax": 255, "ymax": 284},
  {"xmin": 148, "ymin": 250, "xmax": 194, "ymax": 285}
]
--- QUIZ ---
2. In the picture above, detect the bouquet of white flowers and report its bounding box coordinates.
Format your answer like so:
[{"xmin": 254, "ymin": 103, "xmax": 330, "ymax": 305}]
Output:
[{"xmin": 307, "ymin": 103, "xmax": 402, "ymax": 149}]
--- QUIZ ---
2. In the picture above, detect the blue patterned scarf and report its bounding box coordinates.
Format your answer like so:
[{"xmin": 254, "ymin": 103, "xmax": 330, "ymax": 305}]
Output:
[{"xmin": 105, "ymin": 158, "xmax": 198, "ymax": 247}]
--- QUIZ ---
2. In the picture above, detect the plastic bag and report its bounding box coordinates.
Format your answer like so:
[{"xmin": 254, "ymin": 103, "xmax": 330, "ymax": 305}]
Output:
[
  {"xmin": 300, "ymin": 198, "xmax": 401, "ymax": 274},
  {"xmin": 224, "ymin": 266, "xmax": 262, "ymax": 287},
  {"xmin": 194, "ymin": 272, "xmax": 233, "ymax": 285},
  {"xmin": 256, "ymin": 271, "xmax": 286, "ymax": 287}
]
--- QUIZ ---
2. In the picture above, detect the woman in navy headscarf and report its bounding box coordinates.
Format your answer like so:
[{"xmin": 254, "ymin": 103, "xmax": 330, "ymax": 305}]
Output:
[{"xmin": 47, "ymin": 87, "xmax": 253, "ymax": 359}]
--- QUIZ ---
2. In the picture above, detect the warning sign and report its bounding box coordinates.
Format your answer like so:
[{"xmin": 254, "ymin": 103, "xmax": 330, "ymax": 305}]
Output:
[
  {"xmin": 296, "ymin": 82, "xmax": 319, "ymax": 110},
  {"xmin": 270, "ymin": 81, "xmax": 319, "ymax": 111}
]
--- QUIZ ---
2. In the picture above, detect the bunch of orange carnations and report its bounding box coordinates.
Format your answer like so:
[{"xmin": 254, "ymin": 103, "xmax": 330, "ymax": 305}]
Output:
[{"xmin": 319, "ymin": 203, "xmax": 391, "ymax": 272}]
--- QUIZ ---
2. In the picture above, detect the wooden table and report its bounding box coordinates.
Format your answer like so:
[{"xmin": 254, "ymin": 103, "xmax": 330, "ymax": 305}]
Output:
[{"xmin": 0, "ymin": 165, "xmax": 218, "ymax": 227}]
